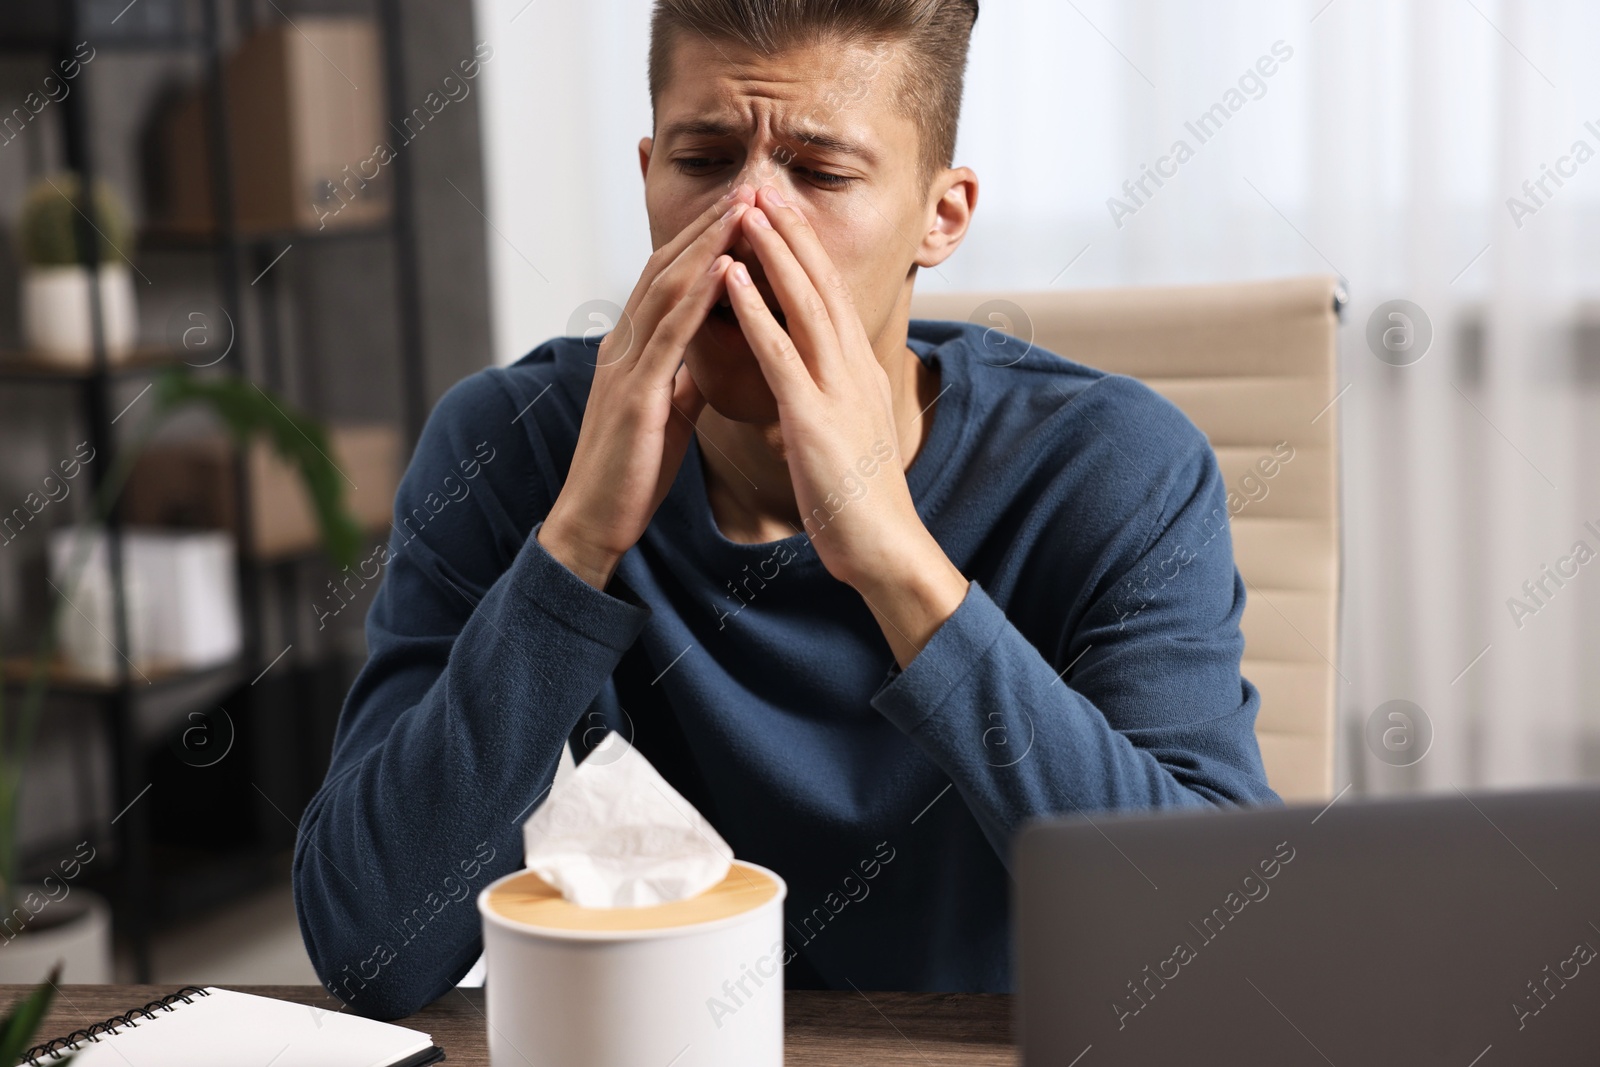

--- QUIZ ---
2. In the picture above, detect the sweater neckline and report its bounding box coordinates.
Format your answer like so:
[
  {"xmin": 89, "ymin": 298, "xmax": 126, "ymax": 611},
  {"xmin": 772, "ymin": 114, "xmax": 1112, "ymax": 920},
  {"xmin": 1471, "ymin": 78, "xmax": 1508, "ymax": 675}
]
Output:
[{"xmin": 665, "ymin": 327, "xmax": 971, "ymax": 575}]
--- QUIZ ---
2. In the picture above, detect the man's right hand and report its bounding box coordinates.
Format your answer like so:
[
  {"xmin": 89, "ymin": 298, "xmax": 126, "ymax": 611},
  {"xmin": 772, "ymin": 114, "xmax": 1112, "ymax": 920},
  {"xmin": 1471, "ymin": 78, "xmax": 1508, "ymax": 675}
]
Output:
[{"xmin": 537, "ymin": 183, "xmax": 755, "ymax": 590}]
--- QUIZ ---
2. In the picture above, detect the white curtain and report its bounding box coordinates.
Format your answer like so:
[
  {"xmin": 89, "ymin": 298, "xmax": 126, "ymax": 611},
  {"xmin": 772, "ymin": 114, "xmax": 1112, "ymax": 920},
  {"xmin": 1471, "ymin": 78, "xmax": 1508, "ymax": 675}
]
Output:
[{"xmin": 469, "ymin": 0, "xmax": 1600, "ymax": 798}]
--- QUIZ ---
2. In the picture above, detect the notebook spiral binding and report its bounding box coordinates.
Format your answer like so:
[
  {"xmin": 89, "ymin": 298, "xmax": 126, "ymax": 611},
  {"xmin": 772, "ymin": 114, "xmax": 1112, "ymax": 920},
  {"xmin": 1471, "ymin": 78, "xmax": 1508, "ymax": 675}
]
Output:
[{"xmin": 23, "ymin": 986, "xmax": 211, "ymax": 1064}]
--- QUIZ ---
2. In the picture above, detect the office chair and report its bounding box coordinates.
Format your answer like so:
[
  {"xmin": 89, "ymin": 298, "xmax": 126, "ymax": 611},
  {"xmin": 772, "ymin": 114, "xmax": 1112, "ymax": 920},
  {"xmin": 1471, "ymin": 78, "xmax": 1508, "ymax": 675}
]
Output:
[{"xmin": 911, "ymin": 275, "xmax": 1345, "ymax": 802}]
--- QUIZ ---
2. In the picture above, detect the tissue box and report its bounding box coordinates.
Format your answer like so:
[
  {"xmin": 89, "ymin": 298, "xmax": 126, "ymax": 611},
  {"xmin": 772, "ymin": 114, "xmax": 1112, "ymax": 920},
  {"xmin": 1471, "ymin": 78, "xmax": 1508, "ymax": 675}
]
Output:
[
  {"xmin": 478, "ymin": 732, "xmax": 786, "ymax": 1067},
  {"xmin": 479, "ymin": 860, "xmax": 787, "ymax": 1067}
]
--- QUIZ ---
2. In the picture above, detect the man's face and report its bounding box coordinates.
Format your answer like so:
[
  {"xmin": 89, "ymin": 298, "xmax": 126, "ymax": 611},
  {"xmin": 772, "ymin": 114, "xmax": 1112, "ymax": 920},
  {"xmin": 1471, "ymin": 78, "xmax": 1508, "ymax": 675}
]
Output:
[{"xmin": 641, "ymin": 34, "xmax": 934, "ymax": 424}]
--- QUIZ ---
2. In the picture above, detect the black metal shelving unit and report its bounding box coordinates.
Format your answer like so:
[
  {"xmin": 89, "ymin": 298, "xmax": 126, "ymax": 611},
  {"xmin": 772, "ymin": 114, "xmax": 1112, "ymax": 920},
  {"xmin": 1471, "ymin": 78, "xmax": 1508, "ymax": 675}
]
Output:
[{"xmin": 0, "ymin": 0, "xmax": 428, "ymax": 980}]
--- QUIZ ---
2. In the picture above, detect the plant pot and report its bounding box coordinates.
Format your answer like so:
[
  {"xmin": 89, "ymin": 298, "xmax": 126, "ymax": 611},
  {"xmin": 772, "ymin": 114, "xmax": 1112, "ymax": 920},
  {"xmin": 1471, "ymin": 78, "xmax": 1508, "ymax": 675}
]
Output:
[
  {"xmin": 20, "ymin": 264, "xmax": 138, "ymax": 366},
  {"xmin": 0, "ymin": 885, "xmax": 113, "ymax": 983},
  {"xmin": 47, "ymin": 525, "xmax": 152, "ymax": 683}
]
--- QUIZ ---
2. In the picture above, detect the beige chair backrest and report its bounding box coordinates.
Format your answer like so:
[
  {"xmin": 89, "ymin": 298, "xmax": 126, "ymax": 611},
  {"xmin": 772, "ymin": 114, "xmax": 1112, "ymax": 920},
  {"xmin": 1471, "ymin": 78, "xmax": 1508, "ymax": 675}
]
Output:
[{"xmin": 910, "ymin": 276, "xmax": 1343, "ymax": 803}]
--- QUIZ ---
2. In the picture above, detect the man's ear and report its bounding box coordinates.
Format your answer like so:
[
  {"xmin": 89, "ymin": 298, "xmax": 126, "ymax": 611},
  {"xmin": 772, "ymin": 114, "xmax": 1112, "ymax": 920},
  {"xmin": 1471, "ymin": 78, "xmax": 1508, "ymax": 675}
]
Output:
[
  {"xmin": 638, "ymin": 136, "xmax": 653, "ymax": 183},
  {"xmin": 915, "ymin": 166, "xmax": 978, "ymax": 270}
]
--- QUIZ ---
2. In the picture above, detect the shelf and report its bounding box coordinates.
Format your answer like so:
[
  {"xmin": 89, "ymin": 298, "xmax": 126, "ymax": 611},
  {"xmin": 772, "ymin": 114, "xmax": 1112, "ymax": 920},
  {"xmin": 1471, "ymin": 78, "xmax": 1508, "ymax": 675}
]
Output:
[
  {"xmin": 0, "ymin": 34, "xmax": 208, "ymax": 56},
  {"xmin": 2, "ymin": 654, "xmax": 245, "ymax": 697},
  {"xmin": 0, "ymin": 4, "xmax": 203, "ymax": 55},
  {"xmin": 3, "ymin": 655, "xmax": 251, "ymax": 749},
  {"xmin": 0, "ymin": 346, "xmax": 187, "ymax": 383},
  {"xmin": 0, "ymin": 0, "xmax": 436, "ymax": 984},
  {"xmin": 139, "ymin": 219, "xmax": 395, "ymax": 250}
]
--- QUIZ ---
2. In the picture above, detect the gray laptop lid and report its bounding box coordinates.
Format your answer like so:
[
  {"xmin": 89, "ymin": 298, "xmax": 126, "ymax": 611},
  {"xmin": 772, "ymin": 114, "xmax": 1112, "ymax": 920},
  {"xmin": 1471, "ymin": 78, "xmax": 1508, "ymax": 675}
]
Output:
[{"xmin": 1015, "ymin": 787, "xmax": 1600, "ymax": 1065}]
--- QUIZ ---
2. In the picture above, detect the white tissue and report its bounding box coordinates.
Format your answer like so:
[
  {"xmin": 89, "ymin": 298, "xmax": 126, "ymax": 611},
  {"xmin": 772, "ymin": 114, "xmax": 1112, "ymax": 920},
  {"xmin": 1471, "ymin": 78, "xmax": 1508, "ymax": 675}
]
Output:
[{"xmin": 522, "ymin": 731, "xmax": 734, "ymax": 908}]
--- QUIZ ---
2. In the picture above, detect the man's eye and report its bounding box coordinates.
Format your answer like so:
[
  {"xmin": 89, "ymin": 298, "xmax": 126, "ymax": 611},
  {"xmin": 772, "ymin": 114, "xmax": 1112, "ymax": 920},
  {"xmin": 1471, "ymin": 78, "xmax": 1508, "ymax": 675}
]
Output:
[
  {"xmin": 793, "ymin": 166, "xmax": 854, "ymax": 189},
  {"xmin": 673, "ymin": 158, "xmax": 724, "ymax": 175}
]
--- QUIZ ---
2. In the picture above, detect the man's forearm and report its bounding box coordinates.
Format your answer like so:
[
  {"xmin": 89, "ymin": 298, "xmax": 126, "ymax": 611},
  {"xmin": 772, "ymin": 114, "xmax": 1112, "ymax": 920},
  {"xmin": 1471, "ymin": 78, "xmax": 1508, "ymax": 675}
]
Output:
[
  {"xmin": 853, "ymin": 532, "xmax": 970, "ymax": 670},
  {"xmin": 867, "ymin": 578, "xmax": 1273, "ymax": 871},
  {"xmin": 537, "ymin": 510, "xmax": 624, "ymax": 591},
  {"xmin": 296, "ymin": 522, "xmax": 651, "ymax": 1019}
]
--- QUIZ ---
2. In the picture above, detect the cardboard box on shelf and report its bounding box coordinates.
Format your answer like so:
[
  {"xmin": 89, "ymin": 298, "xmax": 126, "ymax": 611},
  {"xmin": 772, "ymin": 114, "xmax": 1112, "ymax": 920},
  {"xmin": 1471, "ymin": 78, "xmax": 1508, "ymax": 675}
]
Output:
[
  {"xmin": 156, "ymin": 17, "xmax": 390, "ymax": 235},
  {"xmin": 120, "ymin": 424, "xmax": 403, "ymax": 559}
]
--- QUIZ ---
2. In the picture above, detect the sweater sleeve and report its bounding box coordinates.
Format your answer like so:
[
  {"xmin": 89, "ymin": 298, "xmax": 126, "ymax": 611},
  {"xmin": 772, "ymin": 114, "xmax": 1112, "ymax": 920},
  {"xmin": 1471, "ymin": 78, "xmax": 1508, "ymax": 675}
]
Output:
[
  {"xmin": 291, "ymin": 368, "xmax": 650, "ymax": 1021},
  {"xmin": 869, "ymin": 428, "xmax": 1281, "ymax": 871}
]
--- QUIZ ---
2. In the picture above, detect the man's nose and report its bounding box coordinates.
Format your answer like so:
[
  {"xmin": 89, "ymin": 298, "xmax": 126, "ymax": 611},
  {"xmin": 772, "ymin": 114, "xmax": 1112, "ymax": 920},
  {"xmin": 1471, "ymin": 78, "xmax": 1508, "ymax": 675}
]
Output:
[{"xmin": 730, "ymin": 150, "xmax": 794, "ymax": 198}]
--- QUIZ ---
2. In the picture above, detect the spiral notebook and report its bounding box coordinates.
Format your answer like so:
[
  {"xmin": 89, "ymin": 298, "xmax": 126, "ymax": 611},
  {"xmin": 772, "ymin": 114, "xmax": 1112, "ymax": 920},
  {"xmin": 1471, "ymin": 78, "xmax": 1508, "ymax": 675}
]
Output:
[{"xmin": 22, "ymin": 986, "xmax": 444, "ymax": 1066}]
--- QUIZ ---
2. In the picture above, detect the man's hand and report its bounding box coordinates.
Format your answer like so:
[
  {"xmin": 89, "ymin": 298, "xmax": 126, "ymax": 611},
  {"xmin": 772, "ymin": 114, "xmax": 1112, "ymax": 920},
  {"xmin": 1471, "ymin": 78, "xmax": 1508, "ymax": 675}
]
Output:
[
  {"xmin": 723, "ymin": 185, "xmax": 969, "ymax": 666},
  {"xmin": 539, "ymin": 184, "xmax": 757, "ymax": 590}
]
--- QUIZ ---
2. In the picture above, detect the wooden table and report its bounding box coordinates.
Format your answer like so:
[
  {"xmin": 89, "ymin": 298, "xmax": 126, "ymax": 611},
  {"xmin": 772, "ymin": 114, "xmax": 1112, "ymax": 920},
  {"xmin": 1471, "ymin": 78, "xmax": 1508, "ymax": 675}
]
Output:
[{"xmin": 9, "ymin": 985, "xmax": 1016, "ymax": 1065}]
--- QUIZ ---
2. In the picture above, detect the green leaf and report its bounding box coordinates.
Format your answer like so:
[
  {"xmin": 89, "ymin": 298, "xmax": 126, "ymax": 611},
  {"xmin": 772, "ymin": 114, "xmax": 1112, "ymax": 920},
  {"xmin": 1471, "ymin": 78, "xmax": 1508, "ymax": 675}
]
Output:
[
  {"xmin": 0, "ymin": 964, "xmax": 65, "ymax": 1066},
  {"xmin": 151, "ymin": 370, "xmax": 364, "ymax": 569}
]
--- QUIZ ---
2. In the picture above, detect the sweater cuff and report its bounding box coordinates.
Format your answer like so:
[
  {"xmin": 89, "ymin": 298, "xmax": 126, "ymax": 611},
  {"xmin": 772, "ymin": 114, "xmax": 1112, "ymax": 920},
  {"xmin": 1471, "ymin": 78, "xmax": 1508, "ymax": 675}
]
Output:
[
  {"xmin": 509, "ymin": 519, "xmax": 651, "ymax": 652},
  {"xmin": 870, "ymin": 579, "xmax": 1010, "ymax": 735}
]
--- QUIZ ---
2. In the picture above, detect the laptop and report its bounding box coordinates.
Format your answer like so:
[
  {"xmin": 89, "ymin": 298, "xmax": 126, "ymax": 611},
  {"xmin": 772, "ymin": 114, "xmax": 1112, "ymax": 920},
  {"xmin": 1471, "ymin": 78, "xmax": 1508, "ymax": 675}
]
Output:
[{"xmin": 1014, "ymin": 786, "xmax": 1600, "ymax": 1065}]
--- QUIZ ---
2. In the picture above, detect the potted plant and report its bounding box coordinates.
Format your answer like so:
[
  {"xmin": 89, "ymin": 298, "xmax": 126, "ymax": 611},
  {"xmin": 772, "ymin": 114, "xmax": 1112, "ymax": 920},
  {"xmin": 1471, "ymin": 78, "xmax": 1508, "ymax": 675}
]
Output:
[
  {"xmin": 0, "ymin": 369, "xmax": 361, "ymax": 988},
  {"xmin": 16, "ymin": 172, "xmax": 139, "ymax": 366}
]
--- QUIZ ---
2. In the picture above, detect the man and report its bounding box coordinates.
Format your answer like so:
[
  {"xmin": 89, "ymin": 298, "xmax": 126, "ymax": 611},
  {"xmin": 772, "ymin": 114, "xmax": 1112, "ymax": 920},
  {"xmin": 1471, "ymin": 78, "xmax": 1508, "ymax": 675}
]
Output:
[{"xmin": 294, "ymin": 0, "xmax": 1279, "ymax": 1021}]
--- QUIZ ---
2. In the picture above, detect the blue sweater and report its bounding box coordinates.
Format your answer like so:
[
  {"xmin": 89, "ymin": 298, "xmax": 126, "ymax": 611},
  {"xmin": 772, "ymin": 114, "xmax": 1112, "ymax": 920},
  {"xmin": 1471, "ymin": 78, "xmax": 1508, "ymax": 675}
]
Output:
[{"xmin": 292, "ymin": 319, "xmax": 1281, "ymax": 1020}]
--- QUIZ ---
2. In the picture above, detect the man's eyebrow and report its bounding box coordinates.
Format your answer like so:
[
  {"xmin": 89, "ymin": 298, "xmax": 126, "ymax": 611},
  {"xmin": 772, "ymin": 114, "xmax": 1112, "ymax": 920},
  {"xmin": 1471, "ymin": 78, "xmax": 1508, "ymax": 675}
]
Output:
[
  {"xmin": 780, "ymin": 123, "xmax": 879, "ymax": 165},
  {"xmin": 659, "ymin": 117, "xmax": 878, "ymax": 166}
]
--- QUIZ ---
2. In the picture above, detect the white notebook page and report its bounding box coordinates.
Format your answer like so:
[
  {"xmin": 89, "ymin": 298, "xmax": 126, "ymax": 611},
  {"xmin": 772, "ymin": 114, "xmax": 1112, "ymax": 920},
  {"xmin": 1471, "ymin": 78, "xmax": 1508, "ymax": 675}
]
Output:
[{"xmin": 38, "ymin": 987, "xmax": 434, "ymax": 1067}]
